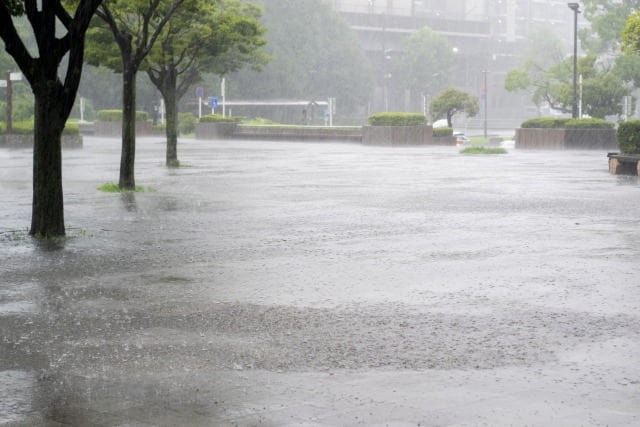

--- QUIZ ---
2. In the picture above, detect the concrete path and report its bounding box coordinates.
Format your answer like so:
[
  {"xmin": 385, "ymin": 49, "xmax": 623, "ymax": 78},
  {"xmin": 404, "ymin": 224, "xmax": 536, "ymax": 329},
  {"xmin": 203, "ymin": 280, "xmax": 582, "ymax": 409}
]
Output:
[{"xmin": 1, "ymin": 137, "xmax": 639, "ymax": 426}]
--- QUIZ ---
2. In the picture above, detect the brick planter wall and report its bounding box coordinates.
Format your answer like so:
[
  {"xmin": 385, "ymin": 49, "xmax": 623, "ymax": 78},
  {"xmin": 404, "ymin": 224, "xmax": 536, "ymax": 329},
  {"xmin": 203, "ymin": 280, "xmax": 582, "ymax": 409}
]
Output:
[
  {"xmin": 93, "ymin": 121, "xmax": 154, "ymax": 137},
  {"xmin": 362, "ymin": 125, "xmax": 434, "ymax": 146},
  {"xmin": 432, "ymin": 136, "xmax": 456, "ymax": 146},
  {"xmin": 515, "ymin": 128, "xmax": 616, "ymax": 150},
  {"xmin": 0, "ymin": 134, "xmax": 83, "ymax": 149},
  {"xmin": 232, "ymin": 125, "xmax": 362, "ymax": 142},
  {"xmin": 195, "ymin": 123, "xmax": 238, "ymax": 140}
]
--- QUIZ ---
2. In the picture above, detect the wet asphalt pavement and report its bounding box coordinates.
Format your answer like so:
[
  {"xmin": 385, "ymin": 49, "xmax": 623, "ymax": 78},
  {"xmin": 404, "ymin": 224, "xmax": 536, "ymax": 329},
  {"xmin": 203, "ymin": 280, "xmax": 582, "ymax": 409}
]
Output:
[{"xmin": 1, "ymin": 136, "xmax": 639, "ymax": 426}]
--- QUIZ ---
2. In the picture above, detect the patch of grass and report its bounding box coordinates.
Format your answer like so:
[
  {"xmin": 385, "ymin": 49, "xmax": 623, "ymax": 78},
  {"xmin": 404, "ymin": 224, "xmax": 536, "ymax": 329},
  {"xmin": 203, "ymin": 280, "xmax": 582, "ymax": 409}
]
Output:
[
  {"xmin": 0, "ymin": 228, "xmax": 29, "ymax": 242},
  {"xmin": 98, "ymin": 182, "xmax": 157, "ymax": 193},
  {"xmin": 167, "ymin": 159, "xmax": 181, "ymax": 168},
  {"xmin": 460, "ymin": 146, "xmax": 508, "ymax": 155},
  {"xmin": 469, "ymin": 137, "xmax": 490, "ymax": 145}
]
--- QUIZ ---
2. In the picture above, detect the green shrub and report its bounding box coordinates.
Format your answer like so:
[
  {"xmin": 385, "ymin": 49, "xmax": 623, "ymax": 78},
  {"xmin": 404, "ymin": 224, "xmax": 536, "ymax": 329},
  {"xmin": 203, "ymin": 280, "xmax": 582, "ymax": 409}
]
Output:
[
  {"xmin": 521, "ymin": 117, "xmax": 614, "ymax": 129},
  {"xmin": 433, "ymin": 127, "xmax": 453, "ymax": 137},
  {"xmin": 63, "ymin": 123, "xmax": 80, "ymax": 136},
  {"xmin": 2, "ymin": 120, "xmax": 79, "ymax": 136},
  {"xmin": 199, "ymin": 114, "xmax": 243, "ymax": 123},
  {"xmin": 617, "ymin": 120, "xmax": 640, "ymax": 154},
  {"xmin": 520, "ymin": 117, "xmax": 570, "ymax": 128},
  {"xmin": 243, "ymin": 117, "xmax": 279, "ymax": 125},
  {"xmin": 178, "ymin": 112, "xmax": 196, "ymax": 134},
  {"xmin": 368, "ymin": 112, "xmax": 427, "ymax": 126},
  {"xmin": 460, "ymin": 146, "xmax": 508, "ymax": 155},
  {"xmin": 97, "ymin": 109, "xmax": 150, "ymax": 122},
  {"xmin": 10, "ymin": 120, "xmax": 34, "ymax": 135},
  {"xmin": 564, "ymin": 118, "xmax": 614, "ymax": 129}
]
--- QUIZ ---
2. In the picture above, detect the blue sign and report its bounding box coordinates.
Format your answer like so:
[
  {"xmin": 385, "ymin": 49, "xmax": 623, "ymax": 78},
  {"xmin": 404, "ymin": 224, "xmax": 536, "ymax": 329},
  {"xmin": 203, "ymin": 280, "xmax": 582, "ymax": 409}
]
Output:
[
  {"xmin": 196, "ymin": 87, "xmax": 204, "ymax": 98},
  {"xmin": 209, "ymin": 96, "xmax": 218, "ymax": 108}
]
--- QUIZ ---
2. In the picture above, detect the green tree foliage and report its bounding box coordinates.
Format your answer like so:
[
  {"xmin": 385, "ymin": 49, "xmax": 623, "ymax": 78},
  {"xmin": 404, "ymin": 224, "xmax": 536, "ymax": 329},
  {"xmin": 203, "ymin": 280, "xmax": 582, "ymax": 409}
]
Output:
[
  {"xmin": 622, "ymin": 11, "xmax": 640, "ymax": 53},
  {"xmin": 506, "ymin": 25, "xmax": 631, "ymax": 119},
  {"xmin": 581, "ymin": 0, "xmax": 640, "ymax": 55},
  {"xmin": 87, "ymin": 0, "xmax": 185, "ymax": 189},
  {"xmin": 230, "ymin": 0, "xmax": 373, "ymax": 119},
  {"xmin": 430, "ymin": 88, "xmax": 479, "ymax": 128},
  {"xmin": 395, "ymin": 26, "xmax": 453, "ymax": 100},
  {"xmin": 145, "ymin": 0, "xmax": 268, "ymax": 167},
  {"xmin": 0, "ymin": 0, "xmax": 102, "ymax": 238}
]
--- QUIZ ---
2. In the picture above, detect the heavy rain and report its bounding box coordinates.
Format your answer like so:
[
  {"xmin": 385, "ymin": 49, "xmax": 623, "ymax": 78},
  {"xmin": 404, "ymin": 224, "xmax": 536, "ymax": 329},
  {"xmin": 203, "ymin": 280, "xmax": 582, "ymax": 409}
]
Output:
[{"xmin": 2, "ymin": 0, "xmax": 640, "ymax": 426}]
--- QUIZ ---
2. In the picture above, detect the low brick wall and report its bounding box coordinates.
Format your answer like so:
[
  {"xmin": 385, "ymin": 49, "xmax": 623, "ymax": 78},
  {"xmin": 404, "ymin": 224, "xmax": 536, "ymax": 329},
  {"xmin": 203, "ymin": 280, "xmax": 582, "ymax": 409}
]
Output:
[
  {"xmin": 93, "ymin": 121, "xmax": 154, "ymax": 137},
  {"xmin": 195, "ymin": 123, "xmax": 238, "ymax": 140},
  {"xmin": 232, "ymin": 125, "xmax": 362, "ymax": 142},
  {"xmin": 432, "ymin": 136, "xmax": 456, "ymax": 146},
  {"xmin": 608, "ymin": 153, "xmax": 640, "ymax": 175},
  {"xmin": 362, "ymin": 125, "xmax": 434, "ymax": 146},
  {"xmin": 516, "ymin": 128, "xmax": 617, "ymax": 150},
  {"xmin": 0, "ymin": 134, "xmax": 83, "ymax": 149}
]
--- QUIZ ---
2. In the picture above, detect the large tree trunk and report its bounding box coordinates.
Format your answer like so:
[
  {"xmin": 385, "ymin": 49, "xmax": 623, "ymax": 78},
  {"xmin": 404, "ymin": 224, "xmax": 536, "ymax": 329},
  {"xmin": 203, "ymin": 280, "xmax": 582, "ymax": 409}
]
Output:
[
  {"xmin": 30, "ymin": 91, "xmax": 65, "ymax": 238},
  {"xmin": 119, "ymin": 62, "xmax": 137, "ymax": 190},
  {"xmin": 162, "ymin": 72, "xmax": 178, "ymax": 167}
]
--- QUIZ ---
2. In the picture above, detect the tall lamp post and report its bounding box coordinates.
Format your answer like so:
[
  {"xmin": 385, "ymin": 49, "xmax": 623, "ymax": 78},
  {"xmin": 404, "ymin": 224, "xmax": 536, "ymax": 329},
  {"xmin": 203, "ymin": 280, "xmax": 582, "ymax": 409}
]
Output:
[
  {"xmin": 482, "ymin": 70, "xmax": 488, "ymax": 139},
  {"xmin": 568, "ymin": 3, "xmax": 580, "ymax": 119}
]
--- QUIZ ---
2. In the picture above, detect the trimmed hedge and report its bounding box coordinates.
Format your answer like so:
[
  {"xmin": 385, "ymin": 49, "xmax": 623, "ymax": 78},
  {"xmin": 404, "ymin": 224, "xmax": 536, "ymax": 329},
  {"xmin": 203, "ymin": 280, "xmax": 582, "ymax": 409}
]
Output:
[
  {"xmin": 521, "ymin": 117, "xmax": 570, "ymax": 128},
  {"xmin": 368, "ymin": 112, "xmax": 427, "ymax": 126},
  {"xmin": 178, "ymin": 112, "xmax": 196, "ymax": 134},
  {"xmin": 199, "ymin": 114, "xmax": 243, "ymax": 123},
  {"xmin": 97, "ymin": 109, "xmax": 150, "ymax": 122},
  {"xmin": 0, "ymin": 120, "xmax": 79, "ymax": 136},
  {"xmin": 63, "ymin": 123, "xmax": 80, "ymax": 136},
  {"xmin": 565, "ymin": 118, "xmax": 614, "ymax": 129},
  {"xmin": 521, "ymin": 117, "xmax": 614, "ymax": 129},
  {"xmin": 10, "ymin": 120, "xmax": 35, "ymax": 135},
  {"xmin": 433, "ymin": 127, "xmax": 453, "ymax": 137},
  {"xmin": 617, "ymin": 120, "xmax": 640, "ymax": 155}
]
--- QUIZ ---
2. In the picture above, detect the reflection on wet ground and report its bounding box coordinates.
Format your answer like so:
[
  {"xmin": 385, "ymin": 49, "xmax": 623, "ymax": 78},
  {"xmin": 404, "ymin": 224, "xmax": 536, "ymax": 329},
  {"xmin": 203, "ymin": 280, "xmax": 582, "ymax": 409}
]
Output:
[{"xmin": 1, "ymin": 137, "xmax": 639, "ymax": 425}]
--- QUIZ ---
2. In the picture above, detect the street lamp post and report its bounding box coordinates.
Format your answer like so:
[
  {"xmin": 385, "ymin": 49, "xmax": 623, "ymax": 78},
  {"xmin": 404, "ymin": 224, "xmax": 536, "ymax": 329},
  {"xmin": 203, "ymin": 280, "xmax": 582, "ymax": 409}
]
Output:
[
  {"xmin": 568, "ymin": 3, "xmax": 580, "ymax": 119},
  {"xmin": 482, "ymin": 70, "xmax": 488, "ymax": 139}
]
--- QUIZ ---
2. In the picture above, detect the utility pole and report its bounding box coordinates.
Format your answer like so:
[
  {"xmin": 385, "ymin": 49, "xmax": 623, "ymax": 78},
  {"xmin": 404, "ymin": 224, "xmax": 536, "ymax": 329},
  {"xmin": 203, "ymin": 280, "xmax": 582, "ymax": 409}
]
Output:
[
  {"xmin": 568, "ymin": 3, "xmax": 580, "ymax": 119},
  {"xmin": 6, "ymin": 71, "xmax": 13, "ymax": 134},
  {"xmin": 482, "ymin": 70, "xmax": 488, "ymax": 139}
]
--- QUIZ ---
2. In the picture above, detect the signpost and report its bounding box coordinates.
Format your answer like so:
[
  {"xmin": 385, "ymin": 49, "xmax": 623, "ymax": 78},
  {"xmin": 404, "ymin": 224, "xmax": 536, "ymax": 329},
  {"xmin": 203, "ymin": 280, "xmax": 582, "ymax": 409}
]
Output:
[
  {"xmin": 221, "ymin": 78, "xmax": 226, "ymax": 117},
  {"xmin": 196, "ymin": 86, "xmax": 204, "ymax": 118},
  {"xmin": 4, "ymin": 72, "xmax": 22, "ymax": 133},
  {"xmin": 209, "ymin": 96, "xmax": 218, "ymax": 114}
]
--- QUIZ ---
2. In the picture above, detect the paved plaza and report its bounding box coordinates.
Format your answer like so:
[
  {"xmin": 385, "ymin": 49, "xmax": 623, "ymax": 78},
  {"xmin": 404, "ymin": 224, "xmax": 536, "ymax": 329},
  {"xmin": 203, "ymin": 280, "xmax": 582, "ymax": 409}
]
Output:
[{"xmin": 1, "ymin": 137, "xmax": 639, "ymax": 426}]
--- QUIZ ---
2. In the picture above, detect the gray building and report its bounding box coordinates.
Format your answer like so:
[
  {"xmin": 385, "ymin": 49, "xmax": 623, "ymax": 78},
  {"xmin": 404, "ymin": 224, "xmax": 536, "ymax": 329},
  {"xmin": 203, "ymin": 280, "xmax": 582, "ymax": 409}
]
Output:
[{"xmin": 328, "ymin": 0, "xmax": 579, "ymax": 131}]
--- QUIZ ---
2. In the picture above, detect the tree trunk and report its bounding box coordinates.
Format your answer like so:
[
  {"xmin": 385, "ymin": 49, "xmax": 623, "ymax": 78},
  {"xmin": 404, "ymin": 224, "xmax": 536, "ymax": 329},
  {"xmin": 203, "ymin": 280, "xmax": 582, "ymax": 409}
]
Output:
[
  {"xmin": 119, "ymin": 62, "xmax": 137, "ymax": 190},
  {"xmin": 30, "ymin": 91, "xmax": 65, "ymax": 238},
  {"xmin": 163, "ymin": 77, "xmax": 178, "ymax": 167}
]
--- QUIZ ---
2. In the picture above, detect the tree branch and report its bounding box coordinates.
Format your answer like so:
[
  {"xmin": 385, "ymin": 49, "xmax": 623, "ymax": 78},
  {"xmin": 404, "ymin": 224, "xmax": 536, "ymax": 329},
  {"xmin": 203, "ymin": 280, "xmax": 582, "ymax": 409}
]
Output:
[{"xmin": 0, "ymin": 2, "xmax": 36, "ymax": 83}]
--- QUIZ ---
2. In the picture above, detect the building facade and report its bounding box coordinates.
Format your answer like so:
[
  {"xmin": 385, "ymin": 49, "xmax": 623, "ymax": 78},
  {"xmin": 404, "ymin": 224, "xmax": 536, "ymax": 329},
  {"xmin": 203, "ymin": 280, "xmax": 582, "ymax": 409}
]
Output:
[{"xmin": 328, "ymin": 0, "xmax": 579, "ymax": 130}]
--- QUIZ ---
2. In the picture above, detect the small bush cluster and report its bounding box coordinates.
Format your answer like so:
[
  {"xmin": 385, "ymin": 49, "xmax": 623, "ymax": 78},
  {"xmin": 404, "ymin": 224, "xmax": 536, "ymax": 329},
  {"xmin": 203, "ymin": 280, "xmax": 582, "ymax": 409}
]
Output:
[
  {"xmin": 521, "ymin": 117, "xmax": 614, "ymax": 129},
  {"xmin": 10, "ymin": 120, "xmax": 35, "ymax": 135},
  {"xmin": 617, "ymin": 120, "xmax": 640, "ymax": 154},
  {"xmin": 460, "ymin": 146, "xmax": 507, "ymax": 155},
  {"xmin": 368, "ymin": 112, "xmax": 427, "ymax": 126},
  {"xmin": 244, "ymin": 117, "xmax": 279, "ymax": 125},
  {"xmin": 433, "ymin": 127, "xmax": 453, "ymax": 137},
  {"xmin": 565, "ymin": 118, "xmax": 614, "ymax": 129},
  {"xmin": 521, "ymin": 117, "xmax": 570, "ymax": 128},
  {"xmin": 62, "ymin": 123, "xmax": 80, "ymax": 136},
  {"xmin": 178, "ymin": 112, "xmax": 196, "ymax": 134},
  {"xmin": 97, "ymin": 109, "xmax": 150, "ymax": 122},
  {"xmin": 199, "ymin": 114, "xmax": 243, "ymax": 123},
  {"xmin": 0, "ymin": 120, "xmax": 79, "ymax": 136}
]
